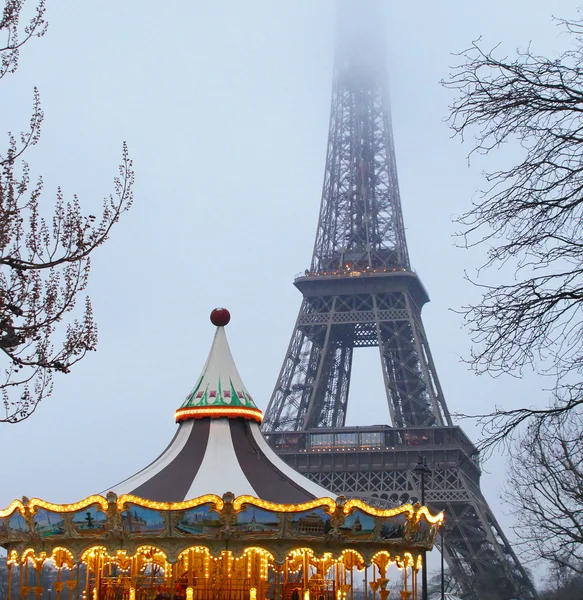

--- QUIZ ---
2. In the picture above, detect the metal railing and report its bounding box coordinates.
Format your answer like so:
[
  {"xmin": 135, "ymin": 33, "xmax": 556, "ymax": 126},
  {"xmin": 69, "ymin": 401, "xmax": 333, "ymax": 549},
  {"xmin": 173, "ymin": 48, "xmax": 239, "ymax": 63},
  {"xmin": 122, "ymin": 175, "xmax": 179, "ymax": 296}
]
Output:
[
  {"xmin": 264, "ymin": 425, "xmax": 479, "ymax": 468},
  {"xmin": 294, "ymin": 266, "xmax": 410, "ymax": 281}
]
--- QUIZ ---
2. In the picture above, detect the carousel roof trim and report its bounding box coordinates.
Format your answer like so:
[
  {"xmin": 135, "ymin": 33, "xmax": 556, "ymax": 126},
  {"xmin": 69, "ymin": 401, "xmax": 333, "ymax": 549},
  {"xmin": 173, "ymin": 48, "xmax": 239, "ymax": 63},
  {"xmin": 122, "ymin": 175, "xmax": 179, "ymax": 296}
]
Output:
[{"xmin": 0, "ymin": 491, "xmax": 444, "ymax": 522}]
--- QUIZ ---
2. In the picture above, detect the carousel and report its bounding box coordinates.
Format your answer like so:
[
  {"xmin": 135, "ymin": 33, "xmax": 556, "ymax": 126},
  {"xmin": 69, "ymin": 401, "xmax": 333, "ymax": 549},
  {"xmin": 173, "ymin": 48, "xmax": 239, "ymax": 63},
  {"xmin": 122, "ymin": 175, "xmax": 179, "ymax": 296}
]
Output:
[{"xmin": 0, "ymin": 309, "xmax": 443, "ymax": 600}]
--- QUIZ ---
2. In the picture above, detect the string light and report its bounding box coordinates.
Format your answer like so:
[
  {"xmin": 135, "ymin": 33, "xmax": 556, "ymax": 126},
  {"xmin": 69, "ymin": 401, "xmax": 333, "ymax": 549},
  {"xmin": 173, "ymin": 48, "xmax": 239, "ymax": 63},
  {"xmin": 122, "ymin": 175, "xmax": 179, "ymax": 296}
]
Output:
[
  {"xmin": 21, "ymin": 549, "xmax": 47, "ymax": 568},
  {"xmin": 343, "ymin": 499, "xmax": 415, "ymax": 518},
  {"xmin": 50, "ymin": 548, "xmax": 74, "ymax": 569},
  {"xmin": 414, "ymin": 505, "xmax": 444, "ymax": 525},
  {"xmin": 175, "ymin": 406, "xmax": 263, "ymax": 423},
  {"xmin": 81, "ymin": 546, "xmax": 108, "ymax": 563},
  {"xmin": 1, "ymin": 493, "xmax": 442, "ymax": 534},
  {"xmin": 116, "ymin": 494, "xmax": 224, "ymax": 512},
  {"xmin": 0, "ymin": 500, "xmax": 24, "ymax": 518},
  {"xmin": 233, "ymin": 496, "xmax": 336, "ymax": 513},
  {"xmin": 28, "ymin": 496, "xmax": 109, "ymax": 513},
  {"xmin": 341, "ymin": 549, "xmax": 365, "ymax": 571}
]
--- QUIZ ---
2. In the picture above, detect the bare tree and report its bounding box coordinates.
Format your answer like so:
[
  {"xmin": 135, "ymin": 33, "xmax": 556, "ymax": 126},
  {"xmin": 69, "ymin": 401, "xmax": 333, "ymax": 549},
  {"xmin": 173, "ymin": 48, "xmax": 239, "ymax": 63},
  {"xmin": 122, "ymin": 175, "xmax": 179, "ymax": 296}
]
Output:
[
  {"xmin": 428, "ymin": 568, "xmax": 458, "ymax": 599},
  {"xmin": 504, "ymin": 410, "xmax": 583, "ymax": 576},
  {"xmin": 538, "ymin": 561, "xmax": 583, "ymax": 600},
  {"xmin": 1, "ymin": 0, "xmax": 134, "ymax": 423},
  {"xmin": 443, "ymin": 15, "xmax": 583, "ymax": 448}
]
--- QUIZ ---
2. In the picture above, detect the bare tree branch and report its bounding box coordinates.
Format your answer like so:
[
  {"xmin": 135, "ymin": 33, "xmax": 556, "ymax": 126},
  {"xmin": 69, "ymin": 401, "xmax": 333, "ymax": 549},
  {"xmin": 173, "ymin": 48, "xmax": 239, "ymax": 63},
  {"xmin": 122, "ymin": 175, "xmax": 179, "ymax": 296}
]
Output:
[
  {"xmin": 504, "ymin": 411, "xmax": 583, "ymax": 579},
  {"xmin": 443, "ymin": 14, "xmax": 583, "ymax": 447},
  {"xmin": 0, "ymin": 0, "xmax": 135, "ymax": 422}
]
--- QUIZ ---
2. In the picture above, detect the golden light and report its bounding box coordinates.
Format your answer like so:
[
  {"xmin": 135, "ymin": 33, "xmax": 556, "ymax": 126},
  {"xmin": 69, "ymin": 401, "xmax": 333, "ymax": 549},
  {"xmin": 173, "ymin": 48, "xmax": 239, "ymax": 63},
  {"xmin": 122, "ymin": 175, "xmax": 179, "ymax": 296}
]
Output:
[{"xmin": 175, "ymin": 406, "xmax": 263, "ymax": 423}]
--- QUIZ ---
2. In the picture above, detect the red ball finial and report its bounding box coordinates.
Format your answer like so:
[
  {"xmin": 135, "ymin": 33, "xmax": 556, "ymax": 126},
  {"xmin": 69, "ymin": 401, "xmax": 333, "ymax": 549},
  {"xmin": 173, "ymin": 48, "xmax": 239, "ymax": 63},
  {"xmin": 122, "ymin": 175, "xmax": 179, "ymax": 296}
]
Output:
[{"xmin": 210, "ymin": 307, "xmax": 231, "ymax": 327}]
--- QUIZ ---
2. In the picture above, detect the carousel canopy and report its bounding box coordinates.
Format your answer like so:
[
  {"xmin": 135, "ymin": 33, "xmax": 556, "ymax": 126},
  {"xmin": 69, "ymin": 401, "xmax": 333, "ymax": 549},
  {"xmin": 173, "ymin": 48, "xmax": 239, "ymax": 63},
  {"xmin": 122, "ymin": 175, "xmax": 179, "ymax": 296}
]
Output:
[
  {"xmin": 0, "ymin": 308, "xmax": 444, "ymax": 600},
  {"xmin": 104, "ymin": 308, "xmax": 333, "ymax": 505}
]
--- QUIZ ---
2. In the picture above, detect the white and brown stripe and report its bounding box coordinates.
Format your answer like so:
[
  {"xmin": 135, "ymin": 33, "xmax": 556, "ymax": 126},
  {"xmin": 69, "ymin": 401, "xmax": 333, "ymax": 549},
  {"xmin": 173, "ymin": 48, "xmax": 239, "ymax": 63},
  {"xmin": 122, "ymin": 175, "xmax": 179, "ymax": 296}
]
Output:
[{"xmin": 105, "ymin": 418, "xmax": 334, "ymax": 504}]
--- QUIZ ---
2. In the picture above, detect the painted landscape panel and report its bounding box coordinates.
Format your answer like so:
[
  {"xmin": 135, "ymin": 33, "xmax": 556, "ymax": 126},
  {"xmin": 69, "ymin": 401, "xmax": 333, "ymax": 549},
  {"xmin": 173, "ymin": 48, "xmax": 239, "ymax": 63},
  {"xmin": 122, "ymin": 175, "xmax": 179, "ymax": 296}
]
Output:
[
  {"xmin": 9, "ymin": 512, "xmax": 28, "ymax": 533},
  {"xmin": 234, "ymin": 505, "xmax": 280, "ymax": 535},
  {"xmin": 0, "ymin": 517, "xmax": 8, "ymax": 537},
  {"xmin": 410, "ymin": 519, "xmax": 434, "ymax": 545},
  {"xmin": 175, "ymin": 504, "xmax": 220, "ymax": 535},
  {"xmin": 72, "ymin": 506, "xmax": 108, "ymax": 535},
  {"xmin": 33, "ymin": 509, "xmax": 65, "ymax": 537},
  {"xmin": 341, "ymin": 509, "xmax": 376, "ymax": 538},
  {"xmin": 122, "ymin": 504, "xmax": 166, "ymax": 535},
  {"xmin": 288, "ymin": 508, "xmax": 331, "ymax": 536},
  {"xmin": 380, "ymin": 513, "xmax": 407, "ymax": 540}
]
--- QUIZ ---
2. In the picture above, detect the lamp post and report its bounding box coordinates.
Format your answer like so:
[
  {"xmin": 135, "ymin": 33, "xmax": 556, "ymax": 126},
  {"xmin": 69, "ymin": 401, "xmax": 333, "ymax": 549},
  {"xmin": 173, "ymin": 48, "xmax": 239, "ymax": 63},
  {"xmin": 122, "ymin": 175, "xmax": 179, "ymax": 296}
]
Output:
[
  {"xmin": 413, "ymin": 456, "xmax": 431, "ymax": 600},
  {"xmin": 440, "ymin": 526, "xmax": 445, "ymax": 600}
]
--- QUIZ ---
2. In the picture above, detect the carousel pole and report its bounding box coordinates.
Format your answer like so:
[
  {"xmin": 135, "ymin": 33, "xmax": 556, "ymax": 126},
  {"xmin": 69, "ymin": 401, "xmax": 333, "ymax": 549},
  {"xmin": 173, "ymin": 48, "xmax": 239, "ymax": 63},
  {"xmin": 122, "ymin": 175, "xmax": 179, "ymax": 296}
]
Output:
[
  {"xmin": 24, "ymin": 557, "xmax": 29, "ymax": 597},
  {"xmin": 75, "ymin": 563, "xmax": 80, "ymax": 600},
  {"xmin": 440, "ymin": 527, "xmax": 445, "ymax": 600},
  {"xmin": 413, "ymin": 565, "xmax": 418, "ymax": 600},
  {"xmin": 187, "ymin": 549, "xmax": 193, "ymax": 600},
  {"xmin": 24, "ymin": 557, "xmax": 31, "ymax": 600},
  {"xmin": 205, "ymin": 553, "xmax": 209, "ymax": 596},
  {"xmin": 7, "ymin": 559, "xmax": 12, "ymax": 600},
  {"xmin": 55, "ymin": 564, "xmax": 61, "ymax": 600},
  {"xmin": 95, "ymin": 557, "xmax": 101, "ymax": 600},
  {"xmin": 149, "ymin": 555, "xmax": 154, "ymax": 591},
  {"xmin": 303, "ymin": 552, "xmax": 308, "ymax": 600},
  {"xmin": 363, "ymin": 565, "xmax": 367, "ymax": 600},
  {"xmin": 278, "ymin": 564, "xmax": 284, "ymax": 600},
  {"xmin": 18, "ymin": 559, "xmax": 23, "ymax": 600},
  {"xmin": 84, "ymin": 557, "xmax": 89, "ymax": 600},
  {"xmin": 284, "ymin": 556, "xmax": 289, "ymax": 600},
  {"xmin": 169, "ymin": 561, "xmax": 175, "ymax": 600}
]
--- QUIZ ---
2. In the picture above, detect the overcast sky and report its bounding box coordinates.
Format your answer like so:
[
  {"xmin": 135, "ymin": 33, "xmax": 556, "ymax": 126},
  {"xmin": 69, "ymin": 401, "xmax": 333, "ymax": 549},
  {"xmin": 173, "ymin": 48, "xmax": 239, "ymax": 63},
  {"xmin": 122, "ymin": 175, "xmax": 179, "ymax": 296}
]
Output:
[{"xmin": 1, "ymin": 0, "xmax": 580, "ymax": 580}]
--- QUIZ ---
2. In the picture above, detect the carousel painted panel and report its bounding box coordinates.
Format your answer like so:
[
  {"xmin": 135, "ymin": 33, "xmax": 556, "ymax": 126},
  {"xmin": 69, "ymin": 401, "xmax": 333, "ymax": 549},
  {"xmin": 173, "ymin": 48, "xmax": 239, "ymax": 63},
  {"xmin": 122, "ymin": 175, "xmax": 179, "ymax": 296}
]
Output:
[
  {"xmin": 285, "ymin": 507, "xmax": 331, "ymax": 538},
  {"xmin": 8, "ymin": 511, "xmax": 29, "ymax": 537},
  {"xmin": 32, "ymin": 509, "xmax": 66, "ymax": 537},
  {"xmin": 71, "ymin": 505, "xmax": 108, "ymax": 535},
  {"xmin": 172, "ymin": 503, "xmax": 220, "ymax": 536},
  {"xmin": 340, "ymin": 509, "xmax": 376, "ymax": 540},
  {"xmin": 122, "ymin": 504, "xmax": 167, "ymax": 535},
  {"xmin": 408, "ymin": 518, "xmax": 438, "ymax": 546},
  {"xmin": 0, "ymin": 516, "xmax": 9, "ymax": 541},
  {"xmin": 233, "ymin": 504, "xmax": 281, "ymax": 537},
  {"xmin": 380, "ymin": 513, "xmax": 408, "ymax": 541}
]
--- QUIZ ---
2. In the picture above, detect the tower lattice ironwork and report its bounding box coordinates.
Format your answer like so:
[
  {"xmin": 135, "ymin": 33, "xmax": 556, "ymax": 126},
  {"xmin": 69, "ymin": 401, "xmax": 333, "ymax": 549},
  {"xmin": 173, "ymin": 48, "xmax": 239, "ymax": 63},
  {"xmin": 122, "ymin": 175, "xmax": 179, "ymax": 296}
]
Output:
[{"xmin": 262, "ymin": 2, "xmax": 537, "ymax": 598}]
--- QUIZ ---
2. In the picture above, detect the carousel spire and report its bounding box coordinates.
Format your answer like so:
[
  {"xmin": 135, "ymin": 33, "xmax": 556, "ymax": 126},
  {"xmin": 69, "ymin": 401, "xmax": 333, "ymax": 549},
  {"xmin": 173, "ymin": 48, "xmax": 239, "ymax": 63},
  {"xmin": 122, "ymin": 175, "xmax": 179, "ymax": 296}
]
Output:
[
  {"xmin": 102, "ymin": 307, "xmax": 333, "ymax": 503},
  {"xmin": 175, "ymin": 308, "xmax": 263, "ymax": 424}
]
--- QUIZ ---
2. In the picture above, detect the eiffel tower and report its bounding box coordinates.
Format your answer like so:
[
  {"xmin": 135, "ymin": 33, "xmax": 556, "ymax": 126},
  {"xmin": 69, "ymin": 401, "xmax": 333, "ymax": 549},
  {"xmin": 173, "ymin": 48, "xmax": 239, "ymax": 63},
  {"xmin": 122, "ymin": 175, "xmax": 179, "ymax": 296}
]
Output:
[{"xmin": 261, "ymin": 2, "xmax": 537, "ymax": 598}]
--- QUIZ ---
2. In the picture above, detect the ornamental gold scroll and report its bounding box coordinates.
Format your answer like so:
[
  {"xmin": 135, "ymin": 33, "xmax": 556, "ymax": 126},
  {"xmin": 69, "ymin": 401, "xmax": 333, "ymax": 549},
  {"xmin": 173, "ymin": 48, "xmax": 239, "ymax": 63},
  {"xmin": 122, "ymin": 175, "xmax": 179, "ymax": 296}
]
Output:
[{"xmin": 0, "ymin": 493, "xmax": 443, "ymax": 561}]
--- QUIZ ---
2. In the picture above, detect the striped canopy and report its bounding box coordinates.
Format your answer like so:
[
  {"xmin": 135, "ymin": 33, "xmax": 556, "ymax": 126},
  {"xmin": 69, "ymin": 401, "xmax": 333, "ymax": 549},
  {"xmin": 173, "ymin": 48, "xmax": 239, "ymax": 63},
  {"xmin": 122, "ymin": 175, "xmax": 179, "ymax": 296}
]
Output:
[{"xmin": 105, "ymin": 311, "xmax": 333, "ymax": 504}]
